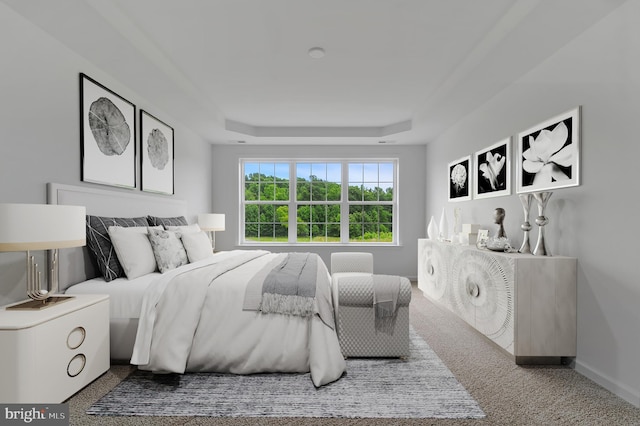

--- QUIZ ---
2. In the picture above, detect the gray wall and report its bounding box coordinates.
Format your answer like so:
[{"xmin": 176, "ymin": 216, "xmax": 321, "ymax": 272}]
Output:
[
  {"xmin": 0, "ymin": 3, "xmax": 213, "ymax": 306},
  {"xmin": 425, "ymin": 1, "xmax": 640, "ymax": 406},
  {"xmin": 211, "ymin": 144, "xmax": 426, "ymax": 277}
]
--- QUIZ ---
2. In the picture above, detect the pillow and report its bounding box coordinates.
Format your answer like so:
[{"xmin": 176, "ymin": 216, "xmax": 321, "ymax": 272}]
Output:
[
  {"xmin": 86, "ymin": 215, "xmax": 149, "ymax": 281},
  {"xmin": 165, "ymin": 223, "xmax": 201, "ymax": 233},
  {"xmin": 147, "ymin": 215, "xmax": 188, "ymax": 227},
  {"xmin": 108, "ymin": 226, "xmax": 160, "ymax": 279},
  {"xmin": 180, "ymin": 231, "xmax": 214, "ymax": 262},
  {"xmin": 147, "ymin": 228, "xmax": 189, "ymax": 273}
]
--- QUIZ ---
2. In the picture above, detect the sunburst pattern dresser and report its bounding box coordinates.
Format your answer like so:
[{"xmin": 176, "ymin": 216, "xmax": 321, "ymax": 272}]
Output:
[{"xmin": 418, "ymin": 239, "xmax": 576, "ymax": 363}]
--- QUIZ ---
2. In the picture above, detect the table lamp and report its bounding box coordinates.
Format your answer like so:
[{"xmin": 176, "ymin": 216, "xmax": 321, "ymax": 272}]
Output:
[
  {"xmin": 0, "ymin": 203, "xmax": 86, "ymax": 309},
  {"xmin": 198, "ymin": 213, "xmax": 225, "ymax": 251}
]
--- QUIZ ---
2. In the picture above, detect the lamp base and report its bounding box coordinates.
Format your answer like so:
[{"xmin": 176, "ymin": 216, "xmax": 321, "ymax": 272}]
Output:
[{"xmin": 6, "ymin": 296, "xmax": 74, "ymax": 310}]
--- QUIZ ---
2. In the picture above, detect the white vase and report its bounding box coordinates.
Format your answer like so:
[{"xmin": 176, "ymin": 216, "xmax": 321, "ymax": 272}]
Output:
[
  {"xmin": 439, "ymin": 208, "xmax": 449, "ymax": 241},
  {"xmin": 427, "ymin": 216, "xmax": 438, "ymax": 240}
]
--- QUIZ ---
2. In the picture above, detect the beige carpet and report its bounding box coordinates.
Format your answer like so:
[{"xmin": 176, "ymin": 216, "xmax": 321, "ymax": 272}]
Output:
[{"xmin": 66, "ymin": 284, "xmax": 640, "ymax": 425}]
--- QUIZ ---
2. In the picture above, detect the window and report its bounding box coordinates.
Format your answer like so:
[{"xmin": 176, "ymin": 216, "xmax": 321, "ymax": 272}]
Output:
[{"xmin": 242, "ymin": 159, "xmax": 397, "ymax": 245}]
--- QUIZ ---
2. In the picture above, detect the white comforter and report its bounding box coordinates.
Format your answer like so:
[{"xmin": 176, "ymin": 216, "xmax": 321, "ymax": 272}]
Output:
[{"xmin": 130, "ymin": 250, "xmax": 346, "ymax": 387}]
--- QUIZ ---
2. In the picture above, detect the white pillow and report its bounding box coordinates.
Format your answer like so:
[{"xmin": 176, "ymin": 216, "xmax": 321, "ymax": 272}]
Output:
[
  {"xmin": 165, "ymin": 224, "xmax": 201, "ymax": 233},
  {"xmin": 147, "ymin": 228, "xmax": 189, "ymax": 273},
  {"xmin": 107, "ymin": 226, "xmax": 159, "ymax": 279},
  {"xmin": 180, "ymin": 231, "xmax": 214, "ymax": 262}
]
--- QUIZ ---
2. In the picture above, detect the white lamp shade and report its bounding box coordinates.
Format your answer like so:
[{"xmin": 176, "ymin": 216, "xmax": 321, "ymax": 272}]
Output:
[
  {"xmin": 0, "ymin": 203, "xmax": 86, "ymax": 251},
  {"xmin": 198, "ymin": 213, "xmax": 225, "ymax": 231}
]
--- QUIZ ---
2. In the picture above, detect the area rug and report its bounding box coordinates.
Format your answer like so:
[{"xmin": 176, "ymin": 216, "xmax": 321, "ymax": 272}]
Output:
[{"xmin": 87, "ymin": 328, "xmax": 484, "ymax": 419}]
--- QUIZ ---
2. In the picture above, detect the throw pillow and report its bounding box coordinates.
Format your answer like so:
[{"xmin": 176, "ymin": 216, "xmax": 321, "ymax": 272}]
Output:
[
  {"xmin": 86, "ymin": 215, "xmax": 149, "ymax": 282},
  {"xmin": 108, "ymin": 226, "xmax": 161, "ymax": 279},
  {"xmin": 147, "ymin": 228, "xmax": 188, "ymax": 273},
  {"xmin": 180, "ymin": 231, "xmax": 214, "ymax": 262},
  {"xmin": 147, "ymin": 215, "xmax": 188, "ymax": 227}
]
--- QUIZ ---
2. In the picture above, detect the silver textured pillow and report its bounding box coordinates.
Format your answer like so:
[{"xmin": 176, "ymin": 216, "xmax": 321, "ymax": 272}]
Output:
[{"xmin": 147, "ymin": 228, "xmax": 188, "ymax": 273}]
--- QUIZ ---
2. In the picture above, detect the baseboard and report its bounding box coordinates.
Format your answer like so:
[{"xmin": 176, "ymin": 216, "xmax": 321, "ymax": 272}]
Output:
[{"xmin": 574, "ymin": 359, "xmax": 640, "ymax": 408}]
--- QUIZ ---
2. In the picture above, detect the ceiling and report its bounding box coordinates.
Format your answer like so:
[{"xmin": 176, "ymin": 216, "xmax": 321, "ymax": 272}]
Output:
[{"xmin": 2, "ymin": 0, "xmax": 626, "ymax": 145}]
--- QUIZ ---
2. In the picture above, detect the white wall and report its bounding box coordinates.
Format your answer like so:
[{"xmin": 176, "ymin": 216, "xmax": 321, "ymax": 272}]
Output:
[
  {"xmin": 0, "ymin": 3, "xmax": 213, "ymax": 306},
  {"xmin": 210, "ymin": 144, "xmax": 426, "ymax": 277},
  {"xmin": 425, "ymin": 1, "xmax": 640, "ymax": 406}
]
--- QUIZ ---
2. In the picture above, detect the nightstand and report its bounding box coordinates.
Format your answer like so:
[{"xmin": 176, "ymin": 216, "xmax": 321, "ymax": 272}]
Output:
[{"xmin": 0, "ymin": 294, "xmax": 110, "ymax": 403}]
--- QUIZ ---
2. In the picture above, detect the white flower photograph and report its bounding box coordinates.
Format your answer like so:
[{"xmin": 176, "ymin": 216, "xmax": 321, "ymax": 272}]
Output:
[
  {"xmin": 448, "ymin": 155, "xmax": 471, "ymax": 201},
  {"xmin": 474, "ymin": 138, "xmax": 511, "ymax": 199},
  {"xmin": 517, "ymin": 107, "xmax": 580, "ymax": 193}
]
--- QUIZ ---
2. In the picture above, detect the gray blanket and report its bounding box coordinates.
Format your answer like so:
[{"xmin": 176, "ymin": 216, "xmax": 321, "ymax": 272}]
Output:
[
  {"xmin": 244, "ymin": 253, "xmax": 335, "ymax": 329},
  {"xmin": 373, "ymin": 274, "xmax": 401, "ymax": 334}
]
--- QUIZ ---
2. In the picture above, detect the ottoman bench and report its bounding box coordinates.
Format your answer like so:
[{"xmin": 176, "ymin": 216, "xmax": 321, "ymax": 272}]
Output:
[{"xmin": 330, "ymin": 252, "xmax": 412, "ymax": 358}]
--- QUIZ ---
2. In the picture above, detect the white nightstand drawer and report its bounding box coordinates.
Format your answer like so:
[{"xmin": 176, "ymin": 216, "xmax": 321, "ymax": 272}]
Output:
[{"xmin": 0, "ymin": 294, "xmax": 110, "ymax": 403}]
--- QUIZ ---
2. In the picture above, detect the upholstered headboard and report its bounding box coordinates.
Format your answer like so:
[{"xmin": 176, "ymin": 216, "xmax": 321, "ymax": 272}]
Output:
[{"xmin": 47, "ymin": 183, "xmax": 188, "ymax": 290}]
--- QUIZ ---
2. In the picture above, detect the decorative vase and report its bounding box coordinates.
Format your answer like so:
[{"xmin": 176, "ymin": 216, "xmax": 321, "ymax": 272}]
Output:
[
  {"xmin": 427, "ymin": 216, "xmax": 438, "ymax": 240},
  {"xmin": 439, "ymin": 208, "xmax": 449, "ymax": 241},
  {"xmin": 533, "ymin": 191, "xmax": 553, "ymax": 256},
  {"xmin": 518, "ymin": 194, "xmax": 533, "ymax": 254}
]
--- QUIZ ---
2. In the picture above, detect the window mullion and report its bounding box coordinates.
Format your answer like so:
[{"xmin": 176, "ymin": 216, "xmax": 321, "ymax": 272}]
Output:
[
  {"xmin": 341, "ymin": 161, "xmax": 349, "ymax": 244},
  {"xmin": 288, "ymin": 161, "xmax": 296, "ymax": 243}
]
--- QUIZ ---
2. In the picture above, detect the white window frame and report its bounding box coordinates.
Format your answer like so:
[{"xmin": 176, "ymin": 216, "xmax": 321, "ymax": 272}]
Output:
[{"xmin": 240, "ymin": 158, "xmax": 399, "ymax": 246}]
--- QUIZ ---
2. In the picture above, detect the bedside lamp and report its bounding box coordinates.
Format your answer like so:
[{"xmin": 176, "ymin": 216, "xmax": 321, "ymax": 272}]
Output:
[
  {"xmin": 198, "ymin": 213, "xmax": 225, "ymax": 251},
  {"xmin": 0, "ymin": 203, "xmax": 86, "ymax": 309}
]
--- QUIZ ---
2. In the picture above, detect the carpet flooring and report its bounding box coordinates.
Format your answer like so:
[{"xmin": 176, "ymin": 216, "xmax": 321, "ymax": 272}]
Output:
[
  {"xmin": 87, "ymin": 328, "xmax": 484, "ymax": 419},
  {"xmin": 65, "ymin": 284, "xmax": 640, "ymax": 425}
]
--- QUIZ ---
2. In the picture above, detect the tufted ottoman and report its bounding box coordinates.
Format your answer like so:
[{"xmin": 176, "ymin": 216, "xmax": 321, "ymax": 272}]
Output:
[{"xmin": 331, "ymin": 252, "xmax": 412, "ymax": 358}]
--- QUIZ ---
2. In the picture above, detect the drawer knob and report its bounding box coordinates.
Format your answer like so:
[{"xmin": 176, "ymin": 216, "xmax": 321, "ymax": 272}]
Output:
[
  {"xmin": 67, "ymin": 326, "xmax": 86, "ymax": 349},
  {"xmin": 67, "ymin": 354, "xmax": 86, "ymax": 377}
]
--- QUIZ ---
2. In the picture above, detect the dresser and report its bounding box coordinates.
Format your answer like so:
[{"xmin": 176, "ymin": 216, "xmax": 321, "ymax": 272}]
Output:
[
  {"xmin": 418, "ymin": 239, "xmax": 576, "ymax": 363},
  {"xmin": 0, "ymin": 294, "xmax": 109, "ymax": 403}
]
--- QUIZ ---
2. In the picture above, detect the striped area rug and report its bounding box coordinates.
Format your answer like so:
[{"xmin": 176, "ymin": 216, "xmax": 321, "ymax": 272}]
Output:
[{"xmin": 87, "ymin": 328, "xmax": 484, "ymax": 419}]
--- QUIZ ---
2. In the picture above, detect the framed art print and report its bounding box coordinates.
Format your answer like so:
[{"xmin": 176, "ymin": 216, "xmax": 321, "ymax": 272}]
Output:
[
  {"xmin": 474, "ymin": 138, "xmax": 511, "ymax": 199},
  {"xmin": 140, "ymin": 110, "xmax": 174, "ymax": 195},
  {"xmin": 80, "ymin": 73, "xmax": 136, "ymax": 188},
  {"xmin": 448, "ymin": 155, "xmax": 471, "ymax": 202},
  {"xmin": 517, "ymin": 106, "xmax": 580, "ymax": 193}
]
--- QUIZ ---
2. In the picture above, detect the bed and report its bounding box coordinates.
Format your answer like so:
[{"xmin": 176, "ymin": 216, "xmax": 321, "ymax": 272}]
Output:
[{"xmin": 49, "ymin": 183, "xmax": 346, "ymax": 387}]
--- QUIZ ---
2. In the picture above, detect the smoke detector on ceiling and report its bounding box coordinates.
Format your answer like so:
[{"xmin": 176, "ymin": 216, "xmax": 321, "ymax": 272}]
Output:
[{"xmin": 308, "ymin": 47, "xmax": 325, "ymax": 59}]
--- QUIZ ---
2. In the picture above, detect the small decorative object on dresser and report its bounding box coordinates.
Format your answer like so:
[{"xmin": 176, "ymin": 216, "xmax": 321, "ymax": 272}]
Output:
[
  {"xmin": 518, "ymin": 193, "xmax": 534, "ymax": 254},
  {"xmin": 438, "ymin": 208, "xmax": 449, "ymax": 241},
  {"xmin": 427, "ymin": 216, "xmax": 438, "ymax": 240},
  {"xmin": 0, "ymin": 294, "xmax": 110, "ymax": 403},
  {"xmin": 533, "ymin": 191, "xmax": 553, "ymax": 256},
  {"xmin": 493, "ymin": 207, "xmax": 506, "ymax": 239},
  {"xmin": 461, "ymin": 223, "xmax": 480, "ymax": 246}
]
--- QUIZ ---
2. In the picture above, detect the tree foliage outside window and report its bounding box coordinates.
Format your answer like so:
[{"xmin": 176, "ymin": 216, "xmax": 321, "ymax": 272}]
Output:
[{"xmin": 242, "ymin": 160, "xmax": 396, "ymax": 244}]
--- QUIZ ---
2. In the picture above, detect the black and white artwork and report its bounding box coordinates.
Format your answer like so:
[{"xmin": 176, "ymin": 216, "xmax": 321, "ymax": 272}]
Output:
[
  {"xmin": 80, "ymin": 73, "xmax": 136, "ymax": 188},
  {"xmin": 448, "ymin": 155, "xmax": 471, "ymax": 202},
  {"xmin": 141, "ymin": 110, "xmax": 174, "ymax": 195},
  {"xmin": 474, "ymin": 138, "xmax": 511, "ymax": 199},
  {"xmin": 517, "ymin": 107, "xmax": 580, "ymax": 193}
]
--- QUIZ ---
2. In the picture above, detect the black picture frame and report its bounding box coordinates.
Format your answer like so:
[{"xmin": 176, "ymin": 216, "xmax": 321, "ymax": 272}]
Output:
[
  {"xmin": 80, "ymin": 73, "xmax": 136, "ymax": 189},
  {"xmin": 517, "ymin": 107, "xmax": 581, "ymax": 193},
  {"xmin": 474, "ymin": 138, "xmax": 511, "ymax": 199},
  {"xmin": 140, "ymin": 110, "xmax": 174, "ymax": 195},
  {"xmin": 448, "ymin": 155, "xmax": 471, "ymax": 202}
]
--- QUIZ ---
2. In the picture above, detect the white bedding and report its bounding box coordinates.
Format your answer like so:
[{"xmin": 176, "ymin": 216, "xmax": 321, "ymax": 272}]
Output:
[
  {"xmin": 77, "ymin": 249, "xmax": 345, "ymax": 387},
  {"xmin": 65, "ymin": 273, "xmax": 159, "ymax": 319}
]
